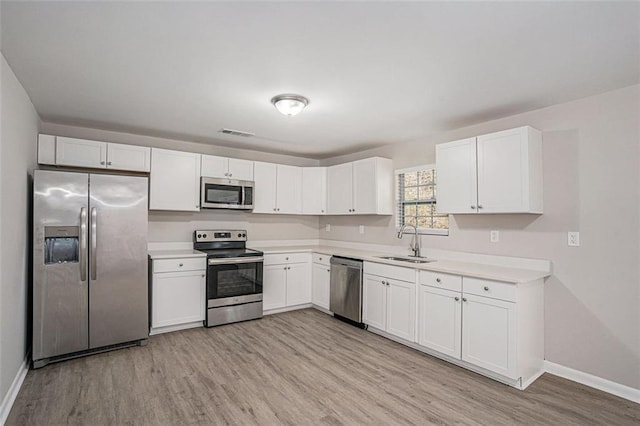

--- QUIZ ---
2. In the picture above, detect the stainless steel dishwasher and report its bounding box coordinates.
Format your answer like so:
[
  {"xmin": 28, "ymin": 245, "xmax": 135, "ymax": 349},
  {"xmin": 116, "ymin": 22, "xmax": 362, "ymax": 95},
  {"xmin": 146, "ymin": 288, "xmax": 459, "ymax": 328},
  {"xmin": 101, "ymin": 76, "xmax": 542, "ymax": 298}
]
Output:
[{"xmin": 330, "ymin": 256, "xmax": 364, "ymax": 326}]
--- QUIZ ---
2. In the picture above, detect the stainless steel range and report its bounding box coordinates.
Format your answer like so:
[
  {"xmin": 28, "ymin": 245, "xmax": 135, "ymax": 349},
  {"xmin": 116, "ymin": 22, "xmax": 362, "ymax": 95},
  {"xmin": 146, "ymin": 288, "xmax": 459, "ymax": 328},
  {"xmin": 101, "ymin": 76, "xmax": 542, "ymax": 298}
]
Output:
[{"xmin": 194, "ymin": 230, "xmax": 263, "ymax": 327}]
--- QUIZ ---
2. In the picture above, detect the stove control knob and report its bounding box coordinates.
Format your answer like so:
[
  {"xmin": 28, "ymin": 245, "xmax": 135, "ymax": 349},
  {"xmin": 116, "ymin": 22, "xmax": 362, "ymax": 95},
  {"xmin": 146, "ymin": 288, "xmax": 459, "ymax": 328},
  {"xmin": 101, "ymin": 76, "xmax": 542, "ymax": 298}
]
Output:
[
  {"xmin": 242, "ymin": 233, "xmax": 246, "ymax": 237},
  {"xmin": 202, "ymin": 233, "xmax": 207, "ymax": 238},
  {"xmin": 238, "ymin": 233, "xmax": 242, "ymax": 237},
  {"xmin": 197, "ymin": 234, "xmax": 202, "ymax": 239}
]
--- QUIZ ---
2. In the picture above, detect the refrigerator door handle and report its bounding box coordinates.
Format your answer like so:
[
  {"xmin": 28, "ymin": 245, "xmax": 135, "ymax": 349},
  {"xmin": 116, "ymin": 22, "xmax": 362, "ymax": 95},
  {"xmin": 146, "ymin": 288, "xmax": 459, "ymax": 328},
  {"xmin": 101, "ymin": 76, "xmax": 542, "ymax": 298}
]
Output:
[
  {"xmin": 90, "ymin": 207, "xmax": 97, "ymax": 280},
  {"xmin": 79, "ymin": 207, "xmax": 88, "ymax": 282}
]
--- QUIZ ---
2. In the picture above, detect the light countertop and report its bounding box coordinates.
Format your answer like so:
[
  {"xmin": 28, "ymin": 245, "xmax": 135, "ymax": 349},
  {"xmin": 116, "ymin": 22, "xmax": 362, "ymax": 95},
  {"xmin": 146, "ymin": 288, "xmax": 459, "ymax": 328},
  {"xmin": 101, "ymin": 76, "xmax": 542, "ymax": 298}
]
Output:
[
  {"xmin": 254, "ymin": 245, "xmax": 550, "ymax": 284},
  {"xmin": 148, "ymin": 249, "xmax": 207, "ymax": 260}
]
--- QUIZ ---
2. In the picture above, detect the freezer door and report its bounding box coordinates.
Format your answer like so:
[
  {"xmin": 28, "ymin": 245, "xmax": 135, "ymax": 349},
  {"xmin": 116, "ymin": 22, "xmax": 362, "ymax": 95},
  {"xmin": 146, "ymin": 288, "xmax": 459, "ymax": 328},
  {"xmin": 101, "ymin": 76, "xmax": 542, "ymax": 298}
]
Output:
[
  {"xmin": 33, "ymin": 170, "xmax": 90, "ymax": 360},
  {"xmin": 88, "ymin": 174, "xmax": 149, "ymax": 348}
]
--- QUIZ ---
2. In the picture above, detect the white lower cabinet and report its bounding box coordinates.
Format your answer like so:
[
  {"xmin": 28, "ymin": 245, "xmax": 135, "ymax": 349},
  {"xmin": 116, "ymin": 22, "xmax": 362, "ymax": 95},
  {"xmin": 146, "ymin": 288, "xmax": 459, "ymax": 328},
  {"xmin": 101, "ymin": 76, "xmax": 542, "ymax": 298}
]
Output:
[
  {"xmin": 363, "ymin": 265, "xmax": 416, "ymax": 342},
  {"xmin": 415, "ymin": 270, "xmax": 543, "ymax": 388},
  {"xmin": 311, "ymin": 254, "xmax": 331, "ymax": 310},
  {"xmin": 150, "ymin": 256, "xmax": 206, "ymax": 334},
  {"xmin": 461, "ymin": 293, "xmax": 517, "ymax": 379},
  {"xmin": 418, "ymin": 286, "xmax": 461, "ymax": 359},
  {"xmin": 263, "ymin": 254, "xmax": 311, "ymax": 312}
]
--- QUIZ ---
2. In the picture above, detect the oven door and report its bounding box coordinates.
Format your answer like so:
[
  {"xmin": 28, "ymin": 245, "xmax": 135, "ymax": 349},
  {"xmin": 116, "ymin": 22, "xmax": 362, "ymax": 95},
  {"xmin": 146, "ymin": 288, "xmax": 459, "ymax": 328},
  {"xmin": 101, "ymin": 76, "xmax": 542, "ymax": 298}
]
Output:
[
  {"xmin": 207, "ymin": 257, "xmax": 263, "ymax": 307},
  {"xmin": 201, "ymin": 177, "xmax": 254, "ymax": 210}
]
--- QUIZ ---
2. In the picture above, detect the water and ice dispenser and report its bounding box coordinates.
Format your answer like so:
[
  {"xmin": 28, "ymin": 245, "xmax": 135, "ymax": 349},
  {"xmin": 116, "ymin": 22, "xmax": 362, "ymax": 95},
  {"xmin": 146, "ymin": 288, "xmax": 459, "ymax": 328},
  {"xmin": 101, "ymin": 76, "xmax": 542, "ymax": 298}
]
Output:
[{"xmin": 44, "ymin": 226, "xmax": 79, "ymax": 264}]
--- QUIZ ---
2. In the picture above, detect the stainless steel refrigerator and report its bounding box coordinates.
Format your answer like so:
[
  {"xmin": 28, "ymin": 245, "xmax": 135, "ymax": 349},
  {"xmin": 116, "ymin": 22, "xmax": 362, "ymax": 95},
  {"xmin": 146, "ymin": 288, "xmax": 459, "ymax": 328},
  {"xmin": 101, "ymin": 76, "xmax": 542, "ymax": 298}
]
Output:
[{"xmin": 33, "ymin": 170, "xmax": 149, "ymax": 368}]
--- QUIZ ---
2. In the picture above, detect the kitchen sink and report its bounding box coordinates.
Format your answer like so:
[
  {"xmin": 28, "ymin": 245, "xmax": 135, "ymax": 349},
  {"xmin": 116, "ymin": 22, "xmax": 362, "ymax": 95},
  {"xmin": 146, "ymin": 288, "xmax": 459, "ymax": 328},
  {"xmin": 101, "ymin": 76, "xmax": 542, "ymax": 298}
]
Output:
[{"xmin": 377, "ymin": 256, "xmax": 435, "ymax": 264}]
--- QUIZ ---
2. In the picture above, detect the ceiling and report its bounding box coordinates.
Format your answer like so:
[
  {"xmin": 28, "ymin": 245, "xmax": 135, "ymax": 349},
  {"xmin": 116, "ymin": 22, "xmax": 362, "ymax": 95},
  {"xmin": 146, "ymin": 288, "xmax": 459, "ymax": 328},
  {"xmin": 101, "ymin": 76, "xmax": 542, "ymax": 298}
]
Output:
[{"xmin": 2, "ymin": 1, "xmax": 638, "ymax": 159}]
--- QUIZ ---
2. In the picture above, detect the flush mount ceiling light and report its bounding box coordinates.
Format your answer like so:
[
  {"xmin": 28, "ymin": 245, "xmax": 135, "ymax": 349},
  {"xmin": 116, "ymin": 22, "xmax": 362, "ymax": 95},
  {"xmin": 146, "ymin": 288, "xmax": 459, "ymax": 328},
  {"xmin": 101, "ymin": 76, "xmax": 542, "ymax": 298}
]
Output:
[{"xmin": 271, "ymin": 94, "xmax": 309, "ymax": 117}]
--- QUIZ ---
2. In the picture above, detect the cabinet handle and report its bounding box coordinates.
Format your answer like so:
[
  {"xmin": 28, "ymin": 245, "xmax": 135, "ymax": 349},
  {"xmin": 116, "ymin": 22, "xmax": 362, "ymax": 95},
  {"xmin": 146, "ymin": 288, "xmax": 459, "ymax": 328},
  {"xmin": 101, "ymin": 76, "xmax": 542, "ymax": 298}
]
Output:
[
  {"xmin": 477, "ymin": 205, "xmax": 483, "ymax": 209},
  {"xmin": 470, "ymin": 205, "xmax": 476, "ymax": 210},
  {"xmin": 201, "ymin": 274, "xmax": 205, "ymax": 278},
  {"xmin": 483, "ymin": 286, "xmax": 489, "ymax": 291},
  {"xmin": 436, "ymin": 278, "xmax": 441, "ymax": 283},
  {"xmin": 321, "ymin": 209, "xmax": 324, "ymax": 213},
  {"xmin": 179, "ymin": 263, "xmax": 183, "ymax": 267},
  {"xmin": 454, "ymin": 297, "xmax": 460, "ymax": 302},
  {"xmin": 107, "ymin": 161, "xmax": 112, "ymax": 166},
  {"xmin": 224, "ymin": 172, "xmax": 228, "ymax": 176},
  {"xmin": 327, "ymin": 269, "xmax": 330, "ymax": 272},
  {"xmin": 273, "ymin": 208, "xmax": 276, "ymax": 211},
  {"xmin": 284, "ymin": 266, "xmax": 287, "ymax": 270},
  {"xmin": 285, "ymin": 257, "xmax": 289, "ymax": 260},
  {"xmin": 100, "ymin": 161, "xmax": 106, "ymax": 165},
  {"xmin": 229, "ymin": 173, "xmax": 232, "ymax": 177},
  {"xmin": 462, "ymin": 297, "xmax": 467, "ymax": 302}
]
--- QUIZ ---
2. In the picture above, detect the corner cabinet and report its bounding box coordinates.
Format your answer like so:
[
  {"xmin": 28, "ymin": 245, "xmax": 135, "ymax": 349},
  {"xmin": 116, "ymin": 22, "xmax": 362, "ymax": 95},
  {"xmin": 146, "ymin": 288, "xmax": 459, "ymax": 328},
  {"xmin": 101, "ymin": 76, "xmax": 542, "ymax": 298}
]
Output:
[
  {"xmin": 149, "ymin": 148, "xmax": 201, "ymax": 211},
  {"xmin": 327, "ymin": 157, "xmax": 393, "ymax": 215},
  {"xmin": 253, "ymin": 162, "xmax": 302, "ymax": 214},
  {"xmin": 436, "ymin": 126, "xmax": 543, "ymax": 214}
]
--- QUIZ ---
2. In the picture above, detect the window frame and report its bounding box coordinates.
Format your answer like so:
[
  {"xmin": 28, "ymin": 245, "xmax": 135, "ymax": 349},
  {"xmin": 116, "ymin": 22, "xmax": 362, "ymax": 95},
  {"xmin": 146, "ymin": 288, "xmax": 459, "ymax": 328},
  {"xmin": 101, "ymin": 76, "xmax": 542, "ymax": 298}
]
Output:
[{"xmin": 395, "ymin": 164, "xmax": 449, "ymax": 236}]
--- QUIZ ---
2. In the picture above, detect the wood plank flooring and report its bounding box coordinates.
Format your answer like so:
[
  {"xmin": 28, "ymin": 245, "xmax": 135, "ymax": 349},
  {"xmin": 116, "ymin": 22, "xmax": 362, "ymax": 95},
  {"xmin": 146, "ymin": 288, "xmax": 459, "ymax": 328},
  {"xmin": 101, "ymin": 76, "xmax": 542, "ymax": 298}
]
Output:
[{"xmin": 7, "ymin": 309, "xmax": 640, "ymax": 425}]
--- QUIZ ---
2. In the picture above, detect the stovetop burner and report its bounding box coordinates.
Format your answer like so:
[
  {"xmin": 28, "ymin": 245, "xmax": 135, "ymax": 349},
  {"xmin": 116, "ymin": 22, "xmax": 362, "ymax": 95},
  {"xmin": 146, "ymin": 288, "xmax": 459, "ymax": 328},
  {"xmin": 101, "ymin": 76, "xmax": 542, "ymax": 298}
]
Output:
[{"xmin": 193, "ymin": 229, "xmax": 262, "ymax": 258}]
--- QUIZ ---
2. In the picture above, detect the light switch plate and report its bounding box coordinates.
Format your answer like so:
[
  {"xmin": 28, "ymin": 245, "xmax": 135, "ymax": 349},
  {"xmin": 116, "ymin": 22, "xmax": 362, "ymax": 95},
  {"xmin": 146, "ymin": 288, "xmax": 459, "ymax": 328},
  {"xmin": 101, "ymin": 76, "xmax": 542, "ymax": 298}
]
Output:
[
  {"xmin": 490, "ymin": 230, "xmax": 499, "ymax": 243},
  {"xmin": 359, "ymin": 225, "xmax": 365, "ymax": 234},
  {"xmin": 568, "ymin": 231, "xmax": 580, "ymax": 246},
  {"xmin": 325, "ymin": 224, "xmax": 330, "ymax": 232}
]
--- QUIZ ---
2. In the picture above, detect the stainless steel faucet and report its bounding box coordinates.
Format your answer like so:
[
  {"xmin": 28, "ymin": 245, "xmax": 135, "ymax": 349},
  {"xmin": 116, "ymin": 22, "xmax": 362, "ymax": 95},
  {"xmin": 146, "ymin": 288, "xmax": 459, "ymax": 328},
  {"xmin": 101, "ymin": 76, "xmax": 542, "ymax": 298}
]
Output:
[{"xmin": 397, "ymin": 223, "xmax": 421, "ymax": 257}]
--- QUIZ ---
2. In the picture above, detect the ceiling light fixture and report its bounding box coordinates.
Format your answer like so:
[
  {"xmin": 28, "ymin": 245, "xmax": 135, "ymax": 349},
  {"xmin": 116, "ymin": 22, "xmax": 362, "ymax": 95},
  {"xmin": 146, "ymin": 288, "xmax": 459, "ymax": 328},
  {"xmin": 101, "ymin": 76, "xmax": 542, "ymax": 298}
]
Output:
[{"xmin": 271, "ymin": 94, "xmax": 309, "ymax": 117}]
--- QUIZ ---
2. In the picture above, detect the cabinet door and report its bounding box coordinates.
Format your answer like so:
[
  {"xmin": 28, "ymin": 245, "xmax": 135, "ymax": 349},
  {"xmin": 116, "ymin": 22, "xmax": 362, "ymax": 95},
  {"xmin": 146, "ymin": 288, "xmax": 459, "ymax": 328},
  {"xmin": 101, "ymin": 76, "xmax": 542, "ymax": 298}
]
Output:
[
  {"xmin": 302, "ymin": 167, "xmax": 327, "ymax": 214},
  {"xmin": 228, "ymin": 158, "xmax": 254, "ymax": 181},
  {"xmin": 56, "ymin": 137, "xmax": 107, "ymax": 169},
  {"xmin": 201, "ymin": 155, "xmax": 228, "ymax": 178},
  {"xmin": 311, "ymin": 263, "xmax": 331, "ymax": 310},
  {"xmin": 386, "ymin": 278, "xmax": 416, "ymax": 342},
  {"xmin": 476, "ymin": 127, "xmax": 529, "ymax": 213},
  {"xmin": 263, "ymin": 264, "xmax": 287, "ymax": 310},
  {"xmin": 253, "ymin": 162, "xmax": 277, "ymax": 213},
  {"xmin": 149, "ymin": 148, "xmax": 201, "ymax": 211},
  {"xmin": 107, "ymin": 143, "xmax": 150, "ymax": 172},
  {"xmin": 363, "ymin": 274, "xmax": 387, "ymax": 330},
  {"xmin": 327, "ymin": 163, "xmax": 353, "ymax": 214},
  {"xmin": 276, "ymin": 165, "xmax": 302, "ymax": 214},
  {"xmin": 352, "ymin": 158, "xmax": 377, "ymax": 214},
  {"xmin": 418, "ymin": 286, "xmax": 461, "ymax": 359},
  {"xmin": 462, "ymin": 293, "xmax": 517, "ymax": 379},
  {"xmin": 152, "ymin": 271, "xmax": 205, "ymax": 328},
  {"xmin": 435, "ymin": 137, "xmax": 477, "ymax": 214},
  {"xmin": 286, "ymin": 262, "xmax": 311, "ymax": 306}
]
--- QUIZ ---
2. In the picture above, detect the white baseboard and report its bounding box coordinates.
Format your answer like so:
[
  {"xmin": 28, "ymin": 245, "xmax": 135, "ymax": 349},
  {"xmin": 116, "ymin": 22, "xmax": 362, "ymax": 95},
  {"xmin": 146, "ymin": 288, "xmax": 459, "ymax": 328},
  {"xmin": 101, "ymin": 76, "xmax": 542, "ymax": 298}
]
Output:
[
  {"xmin": 0, "ymin": 355, "xmax": 29, "ymax": 426},
  {"xmin": 263, "ymin": 304, "xmax": 312, "ymax": 316},
  {"xmin": 545, "ymin": 361, "xmax": 640, "ymax": 404},
  {"xmin": 150, "ymin": 320, "xmax": 204, "ymax": 335}
]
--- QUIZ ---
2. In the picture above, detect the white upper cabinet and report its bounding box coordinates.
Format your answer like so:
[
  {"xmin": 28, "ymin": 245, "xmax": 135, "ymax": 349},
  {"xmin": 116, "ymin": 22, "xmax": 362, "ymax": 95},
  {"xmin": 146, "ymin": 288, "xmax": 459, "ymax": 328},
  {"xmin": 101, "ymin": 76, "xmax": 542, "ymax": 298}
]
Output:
[
  {"xmin": 327, "ymin": 157, "xmax": 393, "ymax": 215},
  {"xmin": 253, "ymin": 162, "xmax": 302, "ymax": 214},
  {"xmin": 149, "ymin": 148, "xmax": 201, "ymax": 211},
  {"xmin": 201, "ymin": 155, "xmax": 254, "ymax": 181},
  {"xmin": 302, "ymin": 167, "xmax": 327, "ymax": 214},
  {"xmin": 327, "ymin": 163, "xmax": 353, "ymax": 214},
  {"xmin": 107, "ymin": 143, "xmax": 151, "ymax": 172},
  {"xmin": 40, "ymin": 135, "xmax": 151, "ymax": 172},
  {"xmin": 436, "ymin": 126, "xmax": 543, "ymax": 214},
  {"xmin": 55, "ymin": 137, "xmax": 107, "ymax": 169}
]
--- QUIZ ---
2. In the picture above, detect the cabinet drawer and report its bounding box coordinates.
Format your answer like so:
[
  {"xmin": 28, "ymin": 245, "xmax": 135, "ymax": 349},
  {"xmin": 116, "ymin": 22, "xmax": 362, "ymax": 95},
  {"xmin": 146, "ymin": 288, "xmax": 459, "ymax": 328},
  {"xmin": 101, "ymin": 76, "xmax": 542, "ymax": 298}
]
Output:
[
  {"xmin": 463, "ymin": 277, "xmax": 516, "ymax": 302},
  {"xmin": 264, "ymin": 253, "xmax": 311, "ymax": 266},
  {"xmin": 364, "ymin": 262, "xmax": 416, "ymax": 283},
  {"xmin": 153, "ymin": 257, "xmax": 206, "ymax": 273},
  {"xmin": 312, "ymin": 253, "xmax": 331, "ymax": 266},
  {"xmin": 419, "ymin": 270, "xmax": 462, "ymax": 292}
]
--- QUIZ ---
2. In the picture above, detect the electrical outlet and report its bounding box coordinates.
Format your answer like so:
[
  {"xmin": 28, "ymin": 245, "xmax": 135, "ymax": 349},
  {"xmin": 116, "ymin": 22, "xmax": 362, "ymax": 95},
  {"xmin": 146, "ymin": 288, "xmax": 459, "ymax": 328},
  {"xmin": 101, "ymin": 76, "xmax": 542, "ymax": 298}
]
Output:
[
  {"xmin": 568, "ymin": 231, "xmax": 580, "ymax": 246},
  {"xmin": 325, "ymin": 224, "xmax": 331, "ymax": 232},
  {"xmin": 490, "ymin": 230, "xmax": 499, "ymax": 243},
  {"xmin": 359, "ymin": 225, "xmax": 365, "ymax": 234}
]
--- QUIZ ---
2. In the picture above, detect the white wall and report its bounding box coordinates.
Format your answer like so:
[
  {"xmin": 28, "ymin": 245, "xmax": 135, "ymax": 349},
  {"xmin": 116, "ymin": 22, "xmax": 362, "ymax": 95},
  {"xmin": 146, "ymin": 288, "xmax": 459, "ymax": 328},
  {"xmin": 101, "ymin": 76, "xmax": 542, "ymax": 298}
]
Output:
[
  {"xmin": 319, "ymin": 85, "xmax": 640, "ymax": 390},
  {"xmin": 0, "ymin": 54, "xmax": 39, "ymax": 409}
]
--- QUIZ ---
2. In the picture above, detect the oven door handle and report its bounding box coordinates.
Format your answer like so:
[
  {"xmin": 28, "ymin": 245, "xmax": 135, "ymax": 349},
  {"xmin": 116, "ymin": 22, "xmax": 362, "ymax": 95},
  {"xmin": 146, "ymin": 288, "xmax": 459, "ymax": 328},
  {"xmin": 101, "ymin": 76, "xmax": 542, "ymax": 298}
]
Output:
[{"xmin": 208, "ymin": 257, "xmax": 264, "ymax": 265}]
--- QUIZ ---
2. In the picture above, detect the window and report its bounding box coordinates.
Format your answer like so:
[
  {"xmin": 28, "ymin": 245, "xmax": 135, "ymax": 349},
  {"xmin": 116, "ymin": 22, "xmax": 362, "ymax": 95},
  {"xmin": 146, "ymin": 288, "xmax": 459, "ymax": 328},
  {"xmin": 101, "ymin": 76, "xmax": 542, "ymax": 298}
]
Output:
[{"xmin": 396, "ymin": 165, "xmax": 449, "ymax": 235}]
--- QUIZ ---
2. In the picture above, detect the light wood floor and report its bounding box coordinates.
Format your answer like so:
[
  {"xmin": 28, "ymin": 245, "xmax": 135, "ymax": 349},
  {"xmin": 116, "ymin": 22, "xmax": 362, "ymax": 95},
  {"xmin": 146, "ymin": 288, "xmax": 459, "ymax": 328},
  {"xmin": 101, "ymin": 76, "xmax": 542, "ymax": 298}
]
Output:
[{"xmin": 8, "ymin": 309, "xmax": 640, "ymax": 425}]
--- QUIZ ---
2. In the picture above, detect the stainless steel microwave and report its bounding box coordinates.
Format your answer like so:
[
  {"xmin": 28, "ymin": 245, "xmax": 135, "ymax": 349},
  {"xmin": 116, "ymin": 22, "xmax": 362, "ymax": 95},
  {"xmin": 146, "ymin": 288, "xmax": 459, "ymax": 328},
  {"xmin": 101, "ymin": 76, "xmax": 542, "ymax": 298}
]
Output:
[{"xmin": 201, "ymin": 177, "xmax": 254, "ymax": 210}]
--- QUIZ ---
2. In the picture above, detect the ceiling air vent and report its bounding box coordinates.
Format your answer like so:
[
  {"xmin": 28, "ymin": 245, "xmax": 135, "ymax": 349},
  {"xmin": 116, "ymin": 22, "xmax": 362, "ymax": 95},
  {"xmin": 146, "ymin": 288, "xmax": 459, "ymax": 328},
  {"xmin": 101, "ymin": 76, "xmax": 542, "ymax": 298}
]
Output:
[{"xmin": 218, "ymin": 128, "xmax": 255, "ymax": 137}]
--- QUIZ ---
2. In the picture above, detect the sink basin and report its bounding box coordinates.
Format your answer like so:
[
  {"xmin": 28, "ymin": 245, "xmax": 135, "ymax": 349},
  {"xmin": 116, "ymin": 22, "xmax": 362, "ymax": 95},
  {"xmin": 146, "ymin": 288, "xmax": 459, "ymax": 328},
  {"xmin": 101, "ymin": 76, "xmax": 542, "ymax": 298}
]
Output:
[{"xmin": 377, "ymin": 256, "xmax": 435, "ymax": 264}]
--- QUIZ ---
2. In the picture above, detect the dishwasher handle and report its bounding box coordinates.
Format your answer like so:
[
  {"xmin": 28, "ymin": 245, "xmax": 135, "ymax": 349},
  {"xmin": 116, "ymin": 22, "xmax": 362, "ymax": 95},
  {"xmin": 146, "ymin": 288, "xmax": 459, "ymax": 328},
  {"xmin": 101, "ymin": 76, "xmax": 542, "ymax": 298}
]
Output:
[{"xmin": 330, "ymin": 256, "xmax": 363, "ymax": 269}]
